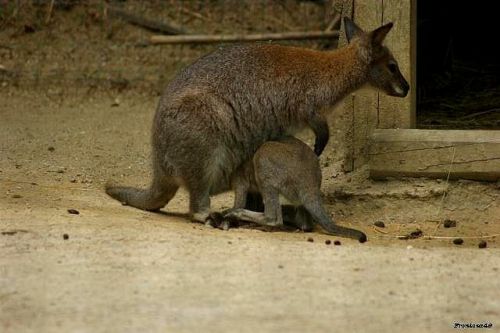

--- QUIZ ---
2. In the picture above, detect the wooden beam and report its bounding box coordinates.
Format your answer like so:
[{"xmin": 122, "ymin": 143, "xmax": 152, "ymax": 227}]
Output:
[
  {"xmin": 378, "ymin": 0, "xmax": 415, "ymax": 129},
  {"xmin": 350, "ymin": 0, "xmax": 383, "ymax": 169},
  {"xmin": 369, "ymin": 129, "xmax": 500, "ymax": 181},
  {"xmin": 107, "ymin": 6, "xmax": 186, "ymax": 35},
  {"xmin": 149, "ymin": 31, "xmax": 339, "ymax": 44}
]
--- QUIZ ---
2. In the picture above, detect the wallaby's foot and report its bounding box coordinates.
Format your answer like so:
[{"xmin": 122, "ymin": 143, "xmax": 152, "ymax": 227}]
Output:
[
  {"xmin": 224, "ymin": 208, "xmax": 283, "ymax": 227},
  {"xmin": 205, "ymin": 212, "xmax": 223, "ymax": 228},
  {"xmin": 192, "ymin": 211, "xmax": 211, "ymax": 224},
  {"xmin": 205, "ymin": 211, "xmax": 238, "ymax": 230}
]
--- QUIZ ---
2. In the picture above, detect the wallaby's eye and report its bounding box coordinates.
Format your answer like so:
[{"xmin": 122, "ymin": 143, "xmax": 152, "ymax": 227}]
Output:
[{"xmin": 388, "ymin": 63, "xmax": 398, "ymax": 74}]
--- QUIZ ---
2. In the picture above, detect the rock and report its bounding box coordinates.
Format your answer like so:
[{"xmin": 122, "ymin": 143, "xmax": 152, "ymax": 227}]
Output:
[{"xmin": 443, "ymin": 219, "xmax": 457, "ymax": 228}]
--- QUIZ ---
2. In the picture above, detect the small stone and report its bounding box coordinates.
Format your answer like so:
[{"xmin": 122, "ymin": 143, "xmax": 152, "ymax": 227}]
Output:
[
  {"xmin": 63, "ymin": 234, "xmax": 69, "ymax": 240},
  {"xmin": 325, "ymin": 239, "xmax": 331, "ymax": 245},
  {"xmin": 48, "ymin": 146, "xmax": 55, "ymax": 152},
  {"xmin": 12, "ymin": 194, "xmax": 22, "ymax": 199},
  {"xmin": 307, "ymin": 237, "xmax": 314, "ymax": 243},
  {"xmin": 409, "ymin": 229, "xmax": 423, "ymax": 239},
  {"xmin": 453, "ymin": 238, "xmax": 464, "ymax": 245},
  {"xmin": 67, "ymin": 209, "xmax": 79, "ymax": 215},
  {"xmin": 443, "ymin": 219, "xmax": 457, "ymax": 228},
  {"xmin": 334, "ymin": 240, "xmax": 341, "ymax": 246},
  {"xmin": 227, "ymin": 241, "xmax": 232, "ymax": 244},
  {"xmin": 374, "ymin": 221, "xmax": 385, "ymax": 228},
  {"xmin": 478, "ymin": 241, "xmax": 487, "ymax": 249},
  {"xmin": 278, "ymin": 264, "xmax": 284, "ymax": 269}
]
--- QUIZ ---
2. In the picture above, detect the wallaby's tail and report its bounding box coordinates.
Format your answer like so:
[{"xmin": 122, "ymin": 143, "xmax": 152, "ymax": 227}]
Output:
[
  {"xmin": 105, "ymin": 179, "xmax": 179, "ymax": 212},
  {"xmin": 304, "ymin": 199, "xmax": 367, "ymax": 243}
]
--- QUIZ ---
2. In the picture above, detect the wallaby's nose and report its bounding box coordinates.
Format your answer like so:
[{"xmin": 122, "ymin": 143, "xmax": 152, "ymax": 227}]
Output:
[
  {"xmin": 401, "ymin": 81, "xmax": 410, "ymax": 97},
  {"xmin": 397, "ymin": 78, "xmax": 410, "ymax": 97}
]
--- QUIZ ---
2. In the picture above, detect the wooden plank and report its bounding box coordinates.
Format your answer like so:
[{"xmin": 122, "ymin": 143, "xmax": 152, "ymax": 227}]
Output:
[
  {"xmin": 351, "ymin": 0, "xmax": 383, "ymax": 168},
  {"xmin": 378, "ymin": 0, "xmax": 415, "ymax": 128},
  {"xmin": 327, "ymin": 0, "xmax": 355, "ymax": 171},
  {"xmin": 369, "ymin": 129, "xmax": 500, "ymax": 181}
]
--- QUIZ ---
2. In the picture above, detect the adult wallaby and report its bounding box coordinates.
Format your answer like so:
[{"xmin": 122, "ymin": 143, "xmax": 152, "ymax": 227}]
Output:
[
  {"xmin": 106, "ymin": 18, "xmax": 409, "ymax": 222},
  {"xmin": 214, "ymin": 136, "xmax": 367, "ymax": 242}
]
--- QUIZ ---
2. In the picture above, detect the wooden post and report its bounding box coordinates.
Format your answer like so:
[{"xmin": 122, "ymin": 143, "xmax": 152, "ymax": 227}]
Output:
[
  {"xmin": 378, "ymin": 0, "xmax": 415, "ymax": 129},
  {"xmin": 337, "ymin": 0, "xmax": 415, "ymax": 171}
]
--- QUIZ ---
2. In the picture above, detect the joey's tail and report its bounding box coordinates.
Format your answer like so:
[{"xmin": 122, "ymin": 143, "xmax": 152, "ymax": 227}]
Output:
[
  {"xmin": 105, "ymin": 179, "xmax": 178, "ymax": 212},
  {"xmin": 304, "ymin": 199, "xmax": 367, "ymax": 243}
]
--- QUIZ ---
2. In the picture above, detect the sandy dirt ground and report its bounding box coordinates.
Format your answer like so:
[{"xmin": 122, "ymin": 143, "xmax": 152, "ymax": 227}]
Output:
[{"xmin": 1, "ymin": 90, "xmax": 499, "ymax": 333}]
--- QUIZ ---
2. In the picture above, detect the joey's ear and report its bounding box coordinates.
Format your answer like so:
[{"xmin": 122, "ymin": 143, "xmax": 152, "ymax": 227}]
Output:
[
  {"xmin": 371, "ymin": 22, "xmax": 393, "ymax": 45},
  {"xmin": 344, "ymin": 17, "xmax": 364, "ymax": 43}
]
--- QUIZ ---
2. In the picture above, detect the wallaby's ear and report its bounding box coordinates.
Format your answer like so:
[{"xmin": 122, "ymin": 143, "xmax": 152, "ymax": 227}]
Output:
[
  {"xmin": 371, "ymin": 22, "xmax": 393, "ymax": 45},
  {"xmin": 344, "ymin": 17, "xmax": 364, "ymax": 43}
]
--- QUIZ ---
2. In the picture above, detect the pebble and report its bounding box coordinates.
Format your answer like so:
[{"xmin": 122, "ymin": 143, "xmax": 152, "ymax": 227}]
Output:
[
  {"xmin": 410, "ymin": 229, "xmax": 423, "ymax": 238},
  {"xmin": 374, "ymin": 221, "xmax": 385, "ymax": 228},
  {"xmin": 307, "ymin": 237, "xmax": 314, "ymax": 243},
  {"xmin": 67, "ymin": 209, "xmax": 80, "ymax": 215},
  {"xmin": 443, "ymin": 219, "xmax": 457, "ymax": 228},
  {"xmin": 325, "ymin": 240, "xmax": 331, "ymax": 245},
  {"xmin": 63, "ymin": 234, "xmax": 69, "ymax": 240},
  {"xmin": 12, "ymin": 194, "xmax": 22, "ymax": 198},
  {"xmin": 48, "ymin": 146, "xmax": 55, "ymax": 152},
  {"xmin": 334, "ymin": 240, "xmax": 341, "ymax": 246},
  {"xmin": 453, "ymin": 238, "xmax": 464, "ymax": 245},
  {"xmin": 478, "ymin": 241, "xmax": 487, "ymax": 249}
]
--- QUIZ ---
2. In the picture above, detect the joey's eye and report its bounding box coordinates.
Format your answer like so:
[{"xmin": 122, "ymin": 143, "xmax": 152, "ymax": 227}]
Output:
[{"xmin": 388, "ymin": 63, "xmax": 398, "ymax": 74}]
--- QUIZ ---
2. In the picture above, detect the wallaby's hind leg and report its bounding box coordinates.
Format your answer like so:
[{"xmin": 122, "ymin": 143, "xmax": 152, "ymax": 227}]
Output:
[
  {"xmin": 106, "ymin": 174, "xmax": 179, "ymax": 211},
  {"xmin": 186, "ymin": 181, "xmax": 211, "ymax": 223}
]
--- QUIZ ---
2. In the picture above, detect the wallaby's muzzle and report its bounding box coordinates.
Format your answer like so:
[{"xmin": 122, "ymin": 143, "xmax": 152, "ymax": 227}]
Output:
[{"xmin": 389, "ymin": 76, "xmax": 410, "ymax": 97}]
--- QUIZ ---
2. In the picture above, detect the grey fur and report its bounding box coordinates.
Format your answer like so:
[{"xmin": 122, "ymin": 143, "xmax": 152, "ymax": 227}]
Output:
[{"xmin": 222, "ymin": 136, "xmax": 367, "ymax": 242}]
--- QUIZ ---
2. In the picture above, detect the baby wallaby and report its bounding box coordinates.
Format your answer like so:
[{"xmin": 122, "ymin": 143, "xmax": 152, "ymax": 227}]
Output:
[
  {"xmin": 222, "ymin": 137, "xmax": 367, "ymax": 243},
  {"xmin": 106, "ymin": 18, "xmax": 409, "ymax": 223}
]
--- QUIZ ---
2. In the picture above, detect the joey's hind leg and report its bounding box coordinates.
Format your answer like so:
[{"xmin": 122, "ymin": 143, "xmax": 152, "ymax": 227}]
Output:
[
  {"xmin": 282, "ymin": 205, "xmax": 314, "ymax": 232},
  {"xmin": 224, "ymin": 187, "xmax": 282, "ymax": 227}
]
